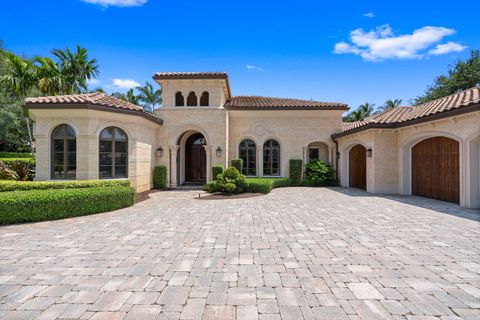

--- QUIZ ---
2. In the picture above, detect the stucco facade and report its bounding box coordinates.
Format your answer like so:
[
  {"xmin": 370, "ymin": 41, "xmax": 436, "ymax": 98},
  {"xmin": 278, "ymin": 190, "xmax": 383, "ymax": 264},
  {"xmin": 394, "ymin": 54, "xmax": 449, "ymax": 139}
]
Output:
[
  {"xmin": 335, "ymin": 111, "xmax": 480, "ymax": 208},
  {"xmin": 25, "ymin": 72, "xmax": 480, "ymax": 209}
]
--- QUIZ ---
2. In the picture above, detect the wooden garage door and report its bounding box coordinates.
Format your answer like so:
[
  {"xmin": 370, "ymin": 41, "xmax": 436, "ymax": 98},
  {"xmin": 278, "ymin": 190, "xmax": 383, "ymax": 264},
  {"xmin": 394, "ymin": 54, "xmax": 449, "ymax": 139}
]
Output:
[
  {"xmin": 349, "ymin": 144, "xmax": 366, "ymax": 190},
  {"xmin": 412, "ymin": 136, "xmax": 459, "ymax": 203}
]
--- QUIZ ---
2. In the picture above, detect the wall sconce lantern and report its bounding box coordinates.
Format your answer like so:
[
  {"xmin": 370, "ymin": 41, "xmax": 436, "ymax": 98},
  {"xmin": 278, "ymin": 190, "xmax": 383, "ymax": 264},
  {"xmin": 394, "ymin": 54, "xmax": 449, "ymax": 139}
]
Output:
[
  {"xmin": 336, "ymin": 152, "xmax": 340, "ymax": 160},
  {"xmin": 156, "ymin": 146, "xmax": 164, "ymax": 157},
  {"xmin": 216, "ymin": 147, "xmax": 222, "ymax": 157},
  {"xmin": 367, "ymin": 148, "xmax": 373, "ymax": 158}
]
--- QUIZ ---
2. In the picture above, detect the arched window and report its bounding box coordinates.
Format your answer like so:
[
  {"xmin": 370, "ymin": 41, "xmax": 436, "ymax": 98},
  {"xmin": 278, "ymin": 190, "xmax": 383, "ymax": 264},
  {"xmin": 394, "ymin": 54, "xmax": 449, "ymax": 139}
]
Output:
[
  {"xmin": 99, "ymin": 127, "xmax": 128, "ymax": 179},
  {"xmin": 200, "ymin": 91, "xmax": 209, "ymax": 106},
  {"xmin": 239, "ymin": 139, "xmax": 256, "ymax": 176},
  {"xmin": 51, "ymin": 124, "xmax": 76, "ymax": 179},
  {"xmin": 175, "ymin": 92, "xmax": 184, "ymax": 106},
  {"xmin": 263, "ymin": 139, "xmax": 280, "ymax": 176},
  {"xmin": 187, "ymin": 92, "xmax": 198, "ymax": 106}
]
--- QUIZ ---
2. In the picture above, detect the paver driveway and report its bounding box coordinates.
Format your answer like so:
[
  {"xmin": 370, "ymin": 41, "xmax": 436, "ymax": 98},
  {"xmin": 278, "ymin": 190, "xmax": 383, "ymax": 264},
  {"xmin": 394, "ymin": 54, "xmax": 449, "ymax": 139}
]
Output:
[{"xmin": 1, "ymin": 187, "xmax": 480, "ymax": 320}]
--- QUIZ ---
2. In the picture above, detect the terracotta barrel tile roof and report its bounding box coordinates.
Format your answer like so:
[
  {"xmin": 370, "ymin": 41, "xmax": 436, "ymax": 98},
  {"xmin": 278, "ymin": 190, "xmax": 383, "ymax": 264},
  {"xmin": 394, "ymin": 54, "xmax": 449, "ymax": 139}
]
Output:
[
  {"xmin": 153, "ymin": 72, "xmax": 228, "ymax": 79},
  {"xmin": 25, "ymin": 93, "xmax": 163, "ymax": 124},
  {"xmin": 225, "ymin": 96, "xmax": 348, "ymax": 110},
  {"xmin": 334, "ymin": 86, "xmax": 480, "ymax": 137}
]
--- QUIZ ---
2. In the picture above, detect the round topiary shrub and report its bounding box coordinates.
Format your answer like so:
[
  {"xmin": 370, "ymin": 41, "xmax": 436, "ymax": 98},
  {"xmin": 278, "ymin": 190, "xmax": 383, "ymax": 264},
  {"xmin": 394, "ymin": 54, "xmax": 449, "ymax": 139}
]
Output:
[{"xmin": 204, "ymin": 166, "xmax": 247, "ymax": 194}]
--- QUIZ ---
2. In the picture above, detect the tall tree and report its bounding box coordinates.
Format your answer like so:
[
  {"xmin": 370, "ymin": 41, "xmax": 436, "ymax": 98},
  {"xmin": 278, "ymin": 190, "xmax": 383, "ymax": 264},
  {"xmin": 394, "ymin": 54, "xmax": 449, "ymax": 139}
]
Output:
[
  {"xmin": 32, "ymin": 56, "xmax": 62, "ymax": 95},
  {"xmin": 0, "ymin": 52, "xmax": 36, "ymax": 97},
  {"xmin": 413, "ymin": 50, "xmax": 480, "ymax": 105},
  {"xmin": 136, "ymin": 82, "xmax": 162, "ymax": 111},
  {"xmin": 52, "ymin": 45, "xmax": 99, "ymax": 94},
  {"xmin": 379, "ymin": 98, "xmax": 402, "ymax": 111},
  {"xmin": 343, "ymin": 102, "xmax": 375, "ymax": 122}
]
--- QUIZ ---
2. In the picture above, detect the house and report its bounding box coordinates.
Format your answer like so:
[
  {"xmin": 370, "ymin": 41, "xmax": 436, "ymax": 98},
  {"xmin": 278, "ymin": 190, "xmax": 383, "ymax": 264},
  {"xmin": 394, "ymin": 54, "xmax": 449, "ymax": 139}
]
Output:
[{"xmin": 25, "ymin": 72, "xmax": 480, "ymax": 208}]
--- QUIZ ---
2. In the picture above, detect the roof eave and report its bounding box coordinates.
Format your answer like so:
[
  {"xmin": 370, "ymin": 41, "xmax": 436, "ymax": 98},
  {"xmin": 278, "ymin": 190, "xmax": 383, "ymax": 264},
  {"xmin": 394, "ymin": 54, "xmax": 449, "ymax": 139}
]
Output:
[
  {"xmin": 225, "ymin": 106, "xmax": 348, "ymax": 111},
  {"xmin": 25, "ymin": 103, "xmax": 164, "ymax": 125}
]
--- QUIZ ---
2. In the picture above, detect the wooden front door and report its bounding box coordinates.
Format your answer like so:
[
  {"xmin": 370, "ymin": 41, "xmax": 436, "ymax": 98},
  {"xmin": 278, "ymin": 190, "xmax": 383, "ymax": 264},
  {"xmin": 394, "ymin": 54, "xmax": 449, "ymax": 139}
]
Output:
[
  {"xmin": 412, "ymin": 136, "xmax": 459, "ymax": 203},
  {"xmin": 185, "ymin": 133, "xmax": 206, "ymax": 183},
  {"xmin": 349, "ymin": 144, "xmax": 366, "ymax": 190}
]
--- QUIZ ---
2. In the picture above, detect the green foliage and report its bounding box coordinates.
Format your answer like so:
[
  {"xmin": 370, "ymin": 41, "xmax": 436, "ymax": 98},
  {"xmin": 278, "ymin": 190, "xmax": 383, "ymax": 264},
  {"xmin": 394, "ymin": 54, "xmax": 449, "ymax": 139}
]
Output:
[
  {"xmin": 413, "ymin": 50, "xmax": 480, "ymax": 105},
  {"xmin": 212, "ymin": 165, "xmax": 224, "ymax": 180},
  {"xmin": 0, "ymin": 186, "xmax": 134, "ymax": 225},
  {"xmin": 343, "ymin": 102, "xmax": 375, "ymax": 122},
  {"xmin": 153, "ymin": 166, "xmax": 167, "ymax": 189},
  {"xmin": 231, "ymin": 158, "xmax": 243, "ymax": 172},
  {"xmin": 0, "ymin": 179, "xmax": 130, "ymax": 192},
  {"xmin": 289, "ymin": 159, "xmax": 303, "ymax": 185},
  {"xmin": 136, "ymin": 81, "xmax": 162, "ymax": 111},
  {"xmin": 304, "ymin": 159, "xmax": 337, "ymax": 186},
  {"xmin": 245, "ymin": 178, "xmax": 291, "ymax": 194},
  {"xmin": 379, "ymin": 98, "xmax": 402, "ymax": 111},
  {"xmin": 205, "ymin": 166, "xmax": 247, "ymax": 194},
  {"xmin": 0, "ymin": 152, "xmax": 33, "ymax": 158},
  {"xmin": 0, "ymin": 158, "xmax": 35, "ymax": 181}
]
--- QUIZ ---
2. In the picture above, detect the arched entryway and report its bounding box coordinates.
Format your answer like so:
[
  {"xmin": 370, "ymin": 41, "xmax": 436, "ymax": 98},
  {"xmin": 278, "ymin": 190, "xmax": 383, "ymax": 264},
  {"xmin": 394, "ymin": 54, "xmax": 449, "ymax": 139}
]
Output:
[
  {"xmin": 412, "ymin": 136, "xmax": 459, "ymax": 203},
  {"xmin": 184, "ymin": 132, "xmax": 207, "ymax": 183},
  {"xmin": 349, "ymin": 144, "xmax": 366, "ymax": 190}
]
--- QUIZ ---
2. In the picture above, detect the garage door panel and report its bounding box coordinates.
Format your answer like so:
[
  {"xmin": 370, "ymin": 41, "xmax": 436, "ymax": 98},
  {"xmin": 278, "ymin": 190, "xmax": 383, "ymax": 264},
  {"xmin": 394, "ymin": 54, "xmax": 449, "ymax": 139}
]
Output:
[{"xmin": 412, "ymin": 137, "xmax": 459, "ymax": 203}]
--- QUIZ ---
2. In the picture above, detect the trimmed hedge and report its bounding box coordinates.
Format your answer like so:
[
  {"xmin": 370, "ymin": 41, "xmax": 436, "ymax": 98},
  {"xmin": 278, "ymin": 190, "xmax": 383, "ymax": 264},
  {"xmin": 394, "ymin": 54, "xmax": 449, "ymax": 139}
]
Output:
[
  {"xmin": 153, "ymin": 166, "xmax": 167, "ymax": 189},
  {"xmin": 231, "ymin": 158, "xmax": 243, "ymax": 172},
  {"xmin": 303, "ymin": 160, "xmax": 337, "ymax": 186},
  {"xmin": 0, "ymin": 186, "xmax": 135, "ymax": 225},
  {"xmin": 289, "ymin": 159, "xmax": 303, "ymax": 185},
  {"xmin": 245, "ymin": 178, "xmax": 291, "ymax": 194},
  {"xmin": 0, "ymin": 179, "xmax": 130, "ymax": 192},
  {"xmin": 212, "ymin": 165, "xmax": 224, "ymax": 180},
  {"xmin": 0, "ymin": 152, "xmax": 33, "ymax": 159}
]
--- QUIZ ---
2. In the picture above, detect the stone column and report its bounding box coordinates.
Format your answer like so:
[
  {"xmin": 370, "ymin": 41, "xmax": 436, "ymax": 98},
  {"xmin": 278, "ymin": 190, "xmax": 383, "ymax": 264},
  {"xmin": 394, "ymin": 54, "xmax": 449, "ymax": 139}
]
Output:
[
  {"xmin": 328, "ymin": 146, "xmax": 334, "ymax": 165},
  {"xmin": 257, "ymin": 146, "xmax": 263, "ymax": 177},
  {"xmin": 169, "ymin": 145, "xmax": 179, "ymax": 188},
  {"xmin": 204, "ymin": 145, "xmax": 212, "ymax": 181},
  {"xmin": 302, "ymin": 146, "xmax": 308, "ymax": 180}
]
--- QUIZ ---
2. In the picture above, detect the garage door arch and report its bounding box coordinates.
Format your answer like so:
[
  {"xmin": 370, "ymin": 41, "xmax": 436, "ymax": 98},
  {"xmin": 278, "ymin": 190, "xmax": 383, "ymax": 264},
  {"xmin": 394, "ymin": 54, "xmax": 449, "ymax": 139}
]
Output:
[{"xmin": 411, "ymin": 136, "xmax": 460, "ymax": 203}]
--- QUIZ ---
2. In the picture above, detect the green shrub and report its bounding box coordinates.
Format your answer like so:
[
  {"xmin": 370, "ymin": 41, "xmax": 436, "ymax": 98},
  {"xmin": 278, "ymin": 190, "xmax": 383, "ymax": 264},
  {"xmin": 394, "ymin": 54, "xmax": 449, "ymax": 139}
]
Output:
[
  {"xmin": 289, "ymin": 159, "xmax": 303, "ymax": 185},
  {"xmin": 153, "ymin": 166, "xmax": 167, "ymax": 189},
  {"xmin": 0, "ymin": 152, "xmax": 33, "ymax": 158},
  {"xmin": 212, "ymin": 165, "xmax": 224, "ymax": 180},
  {"xmin": 0, "ymin": 158, "xmax": 35, "ymax": 181},
  {"xmin": 231, "ymin": 158, "xmax": 243, "ymax": 172},
  {"xmin": 245, "ymin": 178, "xmax": 291, "ymax": 194},
  {"xmin": 304, "ymin": 159, "xmax": 337, "ymax": 186},
  {"xmin": 205, "ymin": 166, "xmax": 247, "ymax": 194},
  {"xmin": 0, "ymin": 179, "xmax": 130, "ymax": 192},
  {"xmin": 0, "ymin": 186, "xmax": 135, "ymax": 225}
]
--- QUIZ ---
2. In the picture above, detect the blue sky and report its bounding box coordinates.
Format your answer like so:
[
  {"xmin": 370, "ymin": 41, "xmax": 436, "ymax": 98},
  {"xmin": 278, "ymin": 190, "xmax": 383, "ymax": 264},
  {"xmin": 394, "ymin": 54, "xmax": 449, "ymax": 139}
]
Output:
[{"xmin": 1, "ymin": 0, "xmax": 479, "ymax": 110}]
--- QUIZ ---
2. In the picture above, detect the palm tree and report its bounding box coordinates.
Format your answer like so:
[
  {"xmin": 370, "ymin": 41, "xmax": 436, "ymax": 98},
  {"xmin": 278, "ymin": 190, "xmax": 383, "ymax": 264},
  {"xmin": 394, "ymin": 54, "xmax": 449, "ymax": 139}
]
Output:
[
  {"xmin": 136, "ymin": 82, "xmax": 162, "ymax": 111},
  {"xmin": 32, "ymin": 56, "xmax": 62, "ymax": 95},
  {"xmin": 343, "ymin": 102, "xmax": 375, "ymax": 122},
  {"xmin": 0, "ymin": 52, "xmax": 37, "ymax": 153},
  {"xmin": 379, "ymin": 98, "xmax": 402, "ymax": 111},
  {"xmin": 51, "ymin": 45, "xmax": 99, "ymax": 94},
  {"xmin": 0, "ymin": 52, "xmax": 36, "ymax": 97}
]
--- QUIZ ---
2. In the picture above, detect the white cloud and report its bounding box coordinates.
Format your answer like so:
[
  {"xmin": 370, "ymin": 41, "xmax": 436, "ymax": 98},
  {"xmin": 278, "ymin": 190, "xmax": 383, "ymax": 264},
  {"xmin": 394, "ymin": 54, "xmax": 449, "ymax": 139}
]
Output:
[
  {"xmin": 363, "ymin": 12, "xmax": 375, "ymax": 18},
  {"xmin": 87, "ymin": 78, "xmax": 101, "ymax": 86},
  {"xmin": 428, "ymin": 41, "xmax": 467, "ymax": 55},
  {"xmin": 111, "ymin": 78, "xmax": 140, "ymax": 89},
  {"xmin": 80, "ymin": 0, "xmax": 147, "ymax": 7},
  {"xmin": 334, "ymin": 24, "xmax": 465, "ymax": 61},
  {"xmin": 246, "ymin": 64, "xmax": 263, "ymax": 71}
]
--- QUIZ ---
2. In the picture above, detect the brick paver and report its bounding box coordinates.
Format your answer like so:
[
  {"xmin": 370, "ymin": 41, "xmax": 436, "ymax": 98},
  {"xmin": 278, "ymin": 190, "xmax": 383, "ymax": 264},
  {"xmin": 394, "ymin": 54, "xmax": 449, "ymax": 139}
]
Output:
[{"xmin": 0, "ymin": 187, "xmax": 479, "ymax": 319}]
